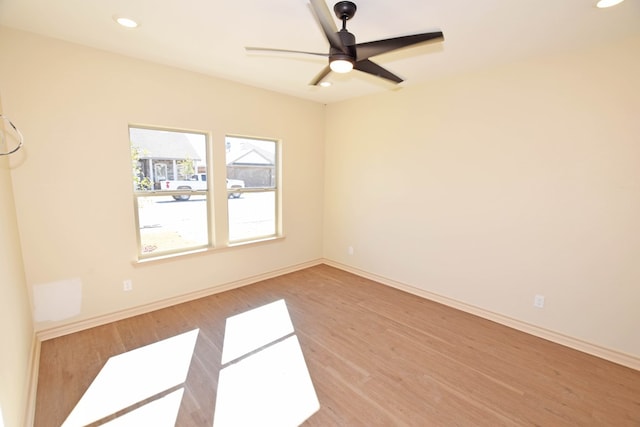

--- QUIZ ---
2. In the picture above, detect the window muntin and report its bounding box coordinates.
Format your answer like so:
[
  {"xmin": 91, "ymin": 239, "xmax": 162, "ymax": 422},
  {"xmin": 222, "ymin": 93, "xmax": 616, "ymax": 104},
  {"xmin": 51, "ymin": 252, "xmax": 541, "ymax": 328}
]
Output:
[
  {"xmin": 130, "ymin": 126, "xmax": 210, "ymax": 257},
  {"xmin": 225, "ymin": 136, "xmax": 279, "ymax": 243}
]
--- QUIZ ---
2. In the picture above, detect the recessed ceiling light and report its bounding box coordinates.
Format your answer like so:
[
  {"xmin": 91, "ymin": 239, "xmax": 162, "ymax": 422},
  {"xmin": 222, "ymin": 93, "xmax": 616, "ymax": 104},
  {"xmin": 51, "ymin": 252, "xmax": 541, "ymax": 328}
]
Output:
[
  {"xmin": 596, "ymin": 0, "xmax": 624, "ymax": 8},
  {"xmin": 113, "ymin": 15, "xmax": 139, "ymax": 28},
  {"xmin": 320, "ymin": 81, "xmax": 332, "ymax": 88}
]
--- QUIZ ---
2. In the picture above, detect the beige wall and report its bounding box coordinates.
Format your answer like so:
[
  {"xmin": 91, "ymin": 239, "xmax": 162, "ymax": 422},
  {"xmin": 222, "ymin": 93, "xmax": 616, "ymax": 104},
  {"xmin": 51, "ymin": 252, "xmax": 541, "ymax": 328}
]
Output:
[
  {"xmin": 324, "ymin": 36, "xmax": 640, "ymax": 358},
  {"xmin": 0, "ymin": 108, "xmax": 33, "ymax": 426},
  {"xmin": 1, "ymin": 28, "xmax": 638, "ymax": 424},
  {"xmin": 0, "ymin": 27, "xmax": 325, "ymax": 332}
]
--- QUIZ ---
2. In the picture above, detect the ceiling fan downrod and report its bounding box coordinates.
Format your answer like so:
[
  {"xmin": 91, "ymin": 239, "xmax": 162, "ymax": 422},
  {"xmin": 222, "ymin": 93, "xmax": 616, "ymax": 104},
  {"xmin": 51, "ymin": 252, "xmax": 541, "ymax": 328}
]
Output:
[{"xmin": 334, "ymin": 1, "xmax": 357, "ymax": 30}]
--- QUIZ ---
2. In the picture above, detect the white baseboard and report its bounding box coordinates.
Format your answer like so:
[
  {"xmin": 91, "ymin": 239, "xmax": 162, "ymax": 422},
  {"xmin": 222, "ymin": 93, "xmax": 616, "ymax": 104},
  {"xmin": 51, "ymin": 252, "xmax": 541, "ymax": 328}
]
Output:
[
  {"xmin": 36, "ymin": 259, "xmax": 323, "ymax": 341},
  {"xmin": 32, "ymin": 256, "xmax": 638, "ymax": 370},
  {"xmin": 24, "ymin": 334, "xmax": 40, "ymax": 427},
  {"xmin": 323, "ymin": 259, "xmax": 640, "ymax": 372}
]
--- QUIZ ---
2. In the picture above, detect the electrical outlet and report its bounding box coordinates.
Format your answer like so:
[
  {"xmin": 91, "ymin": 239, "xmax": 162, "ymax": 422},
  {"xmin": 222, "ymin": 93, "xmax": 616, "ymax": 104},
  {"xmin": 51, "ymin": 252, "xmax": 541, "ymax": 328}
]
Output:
[
  {"xmin": 348, "ymin": 246, "xmax": 354, "ymax": 255},
  {"xmin": 123, "ymin": 279, "xmax": 133, "ymax": 292},
  {"xmin": 533, "ymin": 294, "xmax": 545, "ymax": 308}
]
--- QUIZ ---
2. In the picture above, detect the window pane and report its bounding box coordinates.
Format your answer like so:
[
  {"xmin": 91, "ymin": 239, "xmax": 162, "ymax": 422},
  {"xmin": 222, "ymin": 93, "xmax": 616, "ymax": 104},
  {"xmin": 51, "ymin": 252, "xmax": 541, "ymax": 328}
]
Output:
[
  {"xmin": 228, "ymin": 191, "xmax": 276, "ymax": 242},
  {"xmin": 137, "ymin": 195, "xmax": 208, "ymax": 255},
  {"xmin": 130, "ymin": 127, "xmax": 207, "ymax": 192},
  {"xmin": 226, "ymin": 137, "xmax": 276, "ymax": 190},
  {"xmin": 130, "ymin": 126, "xmax": 210, "ymax": 257},
  {"xmin": 226, "ymin": 136, "xmax": 278, "ymax": 243}
]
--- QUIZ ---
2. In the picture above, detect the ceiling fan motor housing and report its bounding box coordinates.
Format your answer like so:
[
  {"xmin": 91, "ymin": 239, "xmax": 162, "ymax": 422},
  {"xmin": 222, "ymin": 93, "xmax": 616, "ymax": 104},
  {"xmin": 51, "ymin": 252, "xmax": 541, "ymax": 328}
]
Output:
[{"xmin": 330, "ymin": 30, "xmax": 356, "ymax": 64}]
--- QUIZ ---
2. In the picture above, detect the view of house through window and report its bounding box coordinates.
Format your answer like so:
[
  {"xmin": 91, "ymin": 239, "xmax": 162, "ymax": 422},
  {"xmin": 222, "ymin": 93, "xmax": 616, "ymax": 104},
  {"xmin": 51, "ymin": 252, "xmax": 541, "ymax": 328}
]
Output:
[
  {"xmin": 226, "ymin": 136, "xmax": 278, "ymax": 243},
  {"xmin": 130, "ymin": 128, "xmax": 279, "ymax": 258},
  {"xmin": 130, "ymin": 127, "xmax": 209, "ymax": 257}
]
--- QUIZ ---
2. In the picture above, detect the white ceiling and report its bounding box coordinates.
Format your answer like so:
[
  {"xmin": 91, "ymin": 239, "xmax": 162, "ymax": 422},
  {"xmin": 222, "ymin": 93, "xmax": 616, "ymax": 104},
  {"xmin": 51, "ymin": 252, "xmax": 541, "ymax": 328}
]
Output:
[{"xmin": 1, "ymin": 0, "xmax": 639, "ymax": 104}]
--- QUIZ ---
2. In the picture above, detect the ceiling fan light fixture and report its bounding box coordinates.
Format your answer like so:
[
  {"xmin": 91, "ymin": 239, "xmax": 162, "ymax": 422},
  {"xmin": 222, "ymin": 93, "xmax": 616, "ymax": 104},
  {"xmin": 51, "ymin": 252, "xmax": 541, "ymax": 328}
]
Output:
[
  {"xmin": 330, "ymin": 58, "xmax": 354, "ymax": 73},
  {"xmin": 320, "ymin": 81, "xmax": 332, "ymax": 87},
  {"xmin": 596, "ymin": 0, "xmax": 624, "ymax": 8}
]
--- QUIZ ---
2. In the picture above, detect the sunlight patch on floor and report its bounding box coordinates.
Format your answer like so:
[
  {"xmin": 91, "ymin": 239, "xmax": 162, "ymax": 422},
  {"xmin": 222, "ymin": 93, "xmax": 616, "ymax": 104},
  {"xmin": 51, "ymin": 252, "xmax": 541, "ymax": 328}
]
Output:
[
  {"xmin": 61, "ymin": 329, "xmax": 199, "ymax": 426},
  {"xmin": 101, "ymin": 388, "xmax": 184, "ymax": 427},
  {"xmin": 214, "ymin": 300, "xmax": 320, "ymax": 427},
  {"xmin": 221, "ymin": 299, "xmax": 294, "ymax": 364}
]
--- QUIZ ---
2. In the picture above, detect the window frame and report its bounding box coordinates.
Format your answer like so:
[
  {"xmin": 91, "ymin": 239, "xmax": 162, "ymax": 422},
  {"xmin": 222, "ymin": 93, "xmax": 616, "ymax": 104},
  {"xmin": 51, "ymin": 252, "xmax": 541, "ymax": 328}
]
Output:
[
  {"xmin": 225, "ymin": 135, "xmax": 281, "ymax": 245},
  {"xmin": 130, "ymin": 126, "xmax": 283, "ymax": 262},
  {"xmin": 130, "ymin": 125, "xmax": 212, "ymax": 260}
]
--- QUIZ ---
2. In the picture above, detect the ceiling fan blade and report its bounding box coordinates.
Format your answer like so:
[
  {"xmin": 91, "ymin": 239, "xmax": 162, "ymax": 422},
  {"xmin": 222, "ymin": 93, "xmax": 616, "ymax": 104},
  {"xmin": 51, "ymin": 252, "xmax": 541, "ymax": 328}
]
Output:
[
  {"xmin": 309, "ymin": 0, "xmax": 348, "ymax": 54},
  {"xmin": 309, "ymin": 65, "xmax": 332, "ymax": 86},
  {"xmin": 245, "ymin": 47, "xmax": 328, "ymax": 57},
  {"xmin": 356, "ymin": 31, "xmax": 444, "ymax": 61},
  {"xmin": 354, "ymin": 59, "xmax": 403, "ymax": 84}
]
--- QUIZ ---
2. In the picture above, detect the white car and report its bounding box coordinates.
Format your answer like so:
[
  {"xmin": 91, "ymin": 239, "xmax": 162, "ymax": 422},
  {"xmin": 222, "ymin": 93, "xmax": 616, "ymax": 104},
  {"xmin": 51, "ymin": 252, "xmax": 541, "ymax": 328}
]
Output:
[{"xmin": 159, "ymin": 175, "xmax": 245, "ymax": 201}]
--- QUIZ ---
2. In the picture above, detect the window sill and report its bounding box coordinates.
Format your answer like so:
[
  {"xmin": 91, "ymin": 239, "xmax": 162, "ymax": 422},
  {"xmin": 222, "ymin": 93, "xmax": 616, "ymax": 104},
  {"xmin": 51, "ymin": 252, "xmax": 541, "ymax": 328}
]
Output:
[{"xmin": 133, "ymin": 235, "xmax": 285, "ymax": 266}]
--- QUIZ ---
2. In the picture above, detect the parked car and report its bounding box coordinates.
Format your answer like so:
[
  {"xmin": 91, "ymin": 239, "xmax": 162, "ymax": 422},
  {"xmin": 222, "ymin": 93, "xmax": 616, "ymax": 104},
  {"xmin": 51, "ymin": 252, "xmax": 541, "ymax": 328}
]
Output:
[{"xmin": 160, "ymin": 174, "xmax": 245, "ymax": 200}]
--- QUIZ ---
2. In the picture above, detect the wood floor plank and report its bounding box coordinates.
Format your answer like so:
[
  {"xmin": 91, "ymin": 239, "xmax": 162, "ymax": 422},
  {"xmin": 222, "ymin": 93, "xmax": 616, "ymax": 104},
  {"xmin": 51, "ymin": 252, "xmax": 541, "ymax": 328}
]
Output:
[{"xmin": 34, "ymin": 264, "xmax": 640, "ymax": 426}]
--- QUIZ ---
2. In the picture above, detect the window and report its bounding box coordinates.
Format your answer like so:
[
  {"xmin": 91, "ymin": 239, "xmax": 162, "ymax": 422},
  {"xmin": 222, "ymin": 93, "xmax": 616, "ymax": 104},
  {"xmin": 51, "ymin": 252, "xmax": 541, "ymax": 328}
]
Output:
[
  {"xmin": 130, "ymin": 128, "xmax": 280, "ymax": 259},
  {"xmin": 130, "ymin": 126, "xmax": 210, "ymax": 258},
  {"xmin": 226, "ymin": 136, "xmax": 279, "ymax": 243}
]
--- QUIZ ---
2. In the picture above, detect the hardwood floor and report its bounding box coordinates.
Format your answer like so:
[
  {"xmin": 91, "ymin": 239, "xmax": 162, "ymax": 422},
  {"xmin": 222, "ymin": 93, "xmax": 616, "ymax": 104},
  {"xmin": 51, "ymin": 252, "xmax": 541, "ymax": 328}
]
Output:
[{"xmin": 34, "ymin": 264, "xmax": 640, "ymax": 426}]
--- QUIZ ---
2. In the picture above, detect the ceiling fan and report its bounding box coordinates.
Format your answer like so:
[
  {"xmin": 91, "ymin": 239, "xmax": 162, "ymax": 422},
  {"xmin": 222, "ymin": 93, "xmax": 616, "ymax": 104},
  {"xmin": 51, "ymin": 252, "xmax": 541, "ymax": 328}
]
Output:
[{"xmin": 246, "ymin": 0, "xmax": 444, "ymax": 86}]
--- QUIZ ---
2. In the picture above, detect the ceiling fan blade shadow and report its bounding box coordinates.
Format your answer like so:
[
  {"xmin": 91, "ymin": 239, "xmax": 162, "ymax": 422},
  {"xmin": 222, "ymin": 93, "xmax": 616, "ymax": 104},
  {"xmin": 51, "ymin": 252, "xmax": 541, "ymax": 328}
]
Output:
[
  {"xmin": 356, "ymin": 31, "xmax": 444, "ymax": 61},
  {"xmin": 309, "ymin": 0, "xmax": 348, "ymax": 54},
  {"xmin": 354, "ymin": 59, "xmax": 403, "ymax": 84},
  {"xmin": 245, "ymin": 47, "xmax": 328, "ymax": 57},
  {"xmin": 310, "ymin": 65, "xmax": 332, "ymax": 86}
]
